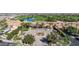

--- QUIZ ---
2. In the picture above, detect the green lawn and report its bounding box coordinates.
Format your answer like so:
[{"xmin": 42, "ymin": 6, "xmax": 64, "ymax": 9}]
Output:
[{"xmin": 15, "ymin": 15, "xmax": 79, "ymax": 22}]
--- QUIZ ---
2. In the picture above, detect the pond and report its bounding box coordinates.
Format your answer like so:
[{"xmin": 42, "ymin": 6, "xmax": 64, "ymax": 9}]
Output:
[{"xmin": 24, "ymin": 18, "xmax": 34, "ymax": 22}]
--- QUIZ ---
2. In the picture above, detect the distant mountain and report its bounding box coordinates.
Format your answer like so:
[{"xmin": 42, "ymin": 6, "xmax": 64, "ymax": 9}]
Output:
[{"xmin": 0, "ymin": 13, "xmax": 79, "ymax": 16}]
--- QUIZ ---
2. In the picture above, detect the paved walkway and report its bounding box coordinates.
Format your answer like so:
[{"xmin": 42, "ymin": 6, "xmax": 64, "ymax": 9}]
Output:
[{"xmin": 24, "ymin": 28, "xmax": 51, "ymax": 46}]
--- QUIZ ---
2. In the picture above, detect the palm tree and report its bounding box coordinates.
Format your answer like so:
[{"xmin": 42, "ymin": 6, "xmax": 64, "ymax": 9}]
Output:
[
  {"xmin": 22, "ymin": 34, "xmax": 35, "ymax": 45},
  {"xmin": 47, "ymin": 32, "xmax": 58, "ymax": 46}
]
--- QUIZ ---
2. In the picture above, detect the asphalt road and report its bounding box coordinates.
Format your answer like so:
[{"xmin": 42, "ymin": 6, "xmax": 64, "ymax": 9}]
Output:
[{"xmin": 70, "ymin": 36, "xmax": 79, "ymax": 46}]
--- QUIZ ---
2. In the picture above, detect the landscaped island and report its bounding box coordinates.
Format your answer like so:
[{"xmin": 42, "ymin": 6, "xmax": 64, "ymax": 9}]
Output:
[{"xmin": 0, "ymin": 13, "xmax": 79, "ymax": 46}]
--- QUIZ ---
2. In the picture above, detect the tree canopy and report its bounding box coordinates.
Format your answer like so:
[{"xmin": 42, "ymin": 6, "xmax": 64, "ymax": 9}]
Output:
[
  {"xmin": 22, "ymin": 34, "xmax": 35, "ymax": 45},
  {"xmin": 64, "ymin": 26, "xmax": 79, "ymax": 36},
  {"xmin": 15, "ymin": 15, "xmax": 79, "ymax": 22}
]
